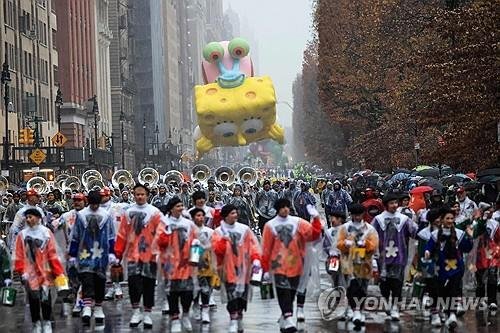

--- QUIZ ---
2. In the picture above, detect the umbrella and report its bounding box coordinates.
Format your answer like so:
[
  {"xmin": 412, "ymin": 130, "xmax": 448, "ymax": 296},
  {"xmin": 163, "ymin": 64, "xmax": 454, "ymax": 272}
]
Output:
[
  {"xmin": 389, "ymin": 172, "xmax": 411, "ymax": 184},
  {"xmin": 418, "ymin": 178, "xmax": 444, "ymax": 191},
  {"xmin": 393, "ymin": 168, "xmax": 411, "ymax": 174},
  {"xmin": 415, "ymin": 168, "xmax": 440, "ymax": 177},
  {"xmin": 410, "ymin": 186, "xmax": 434, "ymax": 194},
  {"xmin": 441, "ymin": 174, "xmax": 471, "ymax": 186},
  {"xmin": 414, "ymin": 165, "xmax": 434, "ymax": 172}
]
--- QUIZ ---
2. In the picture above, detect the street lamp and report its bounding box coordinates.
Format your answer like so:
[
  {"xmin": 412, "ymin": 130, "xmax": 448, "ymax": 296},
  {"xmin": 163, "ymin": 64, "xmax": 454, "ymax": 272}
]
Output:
[
  {"xmin": 55, "ymin": 87, "xmax": 63, "ymax": 132},
  {"xmin": 1, "ymin": 58, "xmax": 11, "ymax": 175},
  {"xmin": 88, "ymin": 95, "xmax": 99, "ymax": 150},
  {"xmin": 119, "ymin": 110, "xmax": 125, "ymax": 169}
]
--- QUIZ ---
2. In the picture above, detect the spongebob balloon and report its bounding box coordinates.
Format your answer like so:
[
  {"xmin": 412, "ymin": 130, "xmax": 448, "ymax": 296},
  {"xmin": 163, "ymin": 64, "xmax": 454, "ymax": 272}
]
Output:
[{"xmin": 193, "ymin": 37, "xmax": 285, "ymax": 155}]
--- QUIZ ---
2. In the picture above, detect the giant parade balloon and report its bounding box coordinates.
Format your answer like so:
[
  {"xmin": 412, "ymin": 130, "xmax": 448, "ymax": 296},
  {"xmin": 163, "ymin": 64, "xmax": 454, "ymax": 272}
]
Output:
[{"xmin": 193, "ymin": 37, "xmax": 285, "ymax": 155}]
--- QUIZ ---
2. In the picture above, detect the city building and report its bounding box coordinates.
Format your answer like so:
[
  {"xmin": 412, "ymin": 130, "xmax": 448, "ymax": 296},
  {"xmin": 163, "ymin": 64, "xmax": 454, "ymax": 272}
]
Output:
[
  {"xmin": 0, "ymin": 0, "xmax": 59, "ymax": 172},
  {"xmin": 222, "ymin": 3, "xmax": 240, "ymax": 40},
  {"xmin": 108, "ymin": 0, "xmax": 136, "ymax": 171}
]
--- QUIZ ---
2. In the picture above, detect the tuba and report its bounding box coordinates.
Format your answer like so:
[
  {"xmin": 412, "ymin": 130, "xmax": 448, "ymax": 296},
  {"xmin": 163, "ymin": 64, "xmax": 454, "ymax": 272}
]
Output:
[
  {"xmin": 81, "ymin": 170, "xmax": 103, "ymax": 190},
  {"xmin": 112, "ymin": 169, "xmax": 136, "ymax": 189},
  {"xmin": 215, "ymin": 166, "xmax": 235, "ymax": 186},
  {"xmin": 191, "ymin": 164, "xmax": 211, "ymax": 184},
  {"xmin": 0, "ymin": 176, "xmax": 8, "ymax": 194},
  {"xmin": 62, "ymin": 176, "xmax": 81, "ymax": 192},
  {"xmin": 237, "ymin": 167, "xmax": 258, "ymax": 186},
  {"xmin": 54, "ymin": 174, "xmax": 69, "ymax": 191},
  {"xmin": 163, "ymin": 170, "xmax": 184, "ymax": 186},
  {"xmin": 138, "ymin": 168, "xmax": 160, "ymax": 187},
  {"xmin": 86, "ymin": 179, "xmax": 106, "ymax": 191},
  {"xmin": 27, "ymin": 177, "xmax": 49, "ymax": 194}
]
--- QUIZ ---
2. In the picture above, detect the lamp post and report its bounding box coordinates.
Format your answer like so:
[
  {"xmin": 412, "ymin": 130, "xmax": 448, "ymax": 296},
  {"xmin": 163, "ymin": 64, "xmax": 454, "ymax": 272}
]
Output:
[
  {"xmin": 1, "ymin": 58, "xmax": 11, "ymax": 175},
  {"xmin": 55, "ymin": 87, "xmax": 63, "ymax": 132},
  {"xmin": 88, "ymin": 95, "xmax": 99, "ymax": 150},
  {"xmin": 142, "ymin": 115, "xmax": 146, "ymax": 166},
  {"xmin": 119, "ymin": 110, "xmax": 125, "ymax": 169}
]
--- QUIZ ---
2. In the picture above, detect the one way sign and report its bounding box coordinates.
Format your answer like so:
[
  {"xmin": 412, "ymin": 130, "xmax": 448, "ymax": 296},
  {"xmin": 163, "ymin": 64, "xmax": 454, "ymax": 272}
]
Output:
[{"xmin": 51, "ymin": 131, "xmax": 68, "ymax": 147}]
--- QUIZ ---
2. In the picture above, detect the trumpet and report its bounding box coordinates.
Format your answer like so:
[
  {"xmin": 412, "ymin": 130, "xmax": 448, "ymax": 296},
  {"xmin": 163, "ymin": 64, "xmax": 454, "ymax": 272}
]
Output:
[
  {"xmin": 215, "ymin": 166, "xmax": 235, "ymax": 186},
  {"xmin": 163, "ymin": 170, "xmax": 184, "ymax": 186},
  {"xmin": 138, "ymin": 168, "xmax": 160, "ymax": 187},
  {"xmin": 62, "ymin": 176, "xmax": 81, "ymax": 192},
  {"xmin": 237, "ymin": 167, "xmax": 258, "ymax": 186},
  {"xmin": 81, "ymin": 170, "xmax": 103, "ymax": 190},
  {"xmin": 27, "ymin": 177, "xmax": 49, "ymax": 194},
  {"xmin": 112, "ymin": 169, "xmax": 136, "ymax": 189},
  {"xmin": 191, "ymin": 164, "xmax": 211, "ymax": 183}
]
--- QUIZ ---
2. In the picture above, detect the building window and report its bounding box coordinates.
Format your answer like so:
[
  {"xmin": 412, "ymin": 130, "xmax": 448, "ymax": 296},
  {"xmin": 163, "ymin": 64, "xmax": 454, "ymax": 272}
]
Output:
[
  {"xmin": 37, "ymin": 21, "xmax": 47, "ymax": 45},
  {"xmin": 52, "ymin": 29, "xmax": 57, "ymax": 49},
  {"xmin": 4, "ymin": 0, "xmax": 14, "ymax": 27},
  {"xmin": 28, "ymin": 53, "xmax": 32, "ymax": 77},
  {"xmin": 37, "ymin": 0, "xmax": 46, "ymax": 8},
  {"xmin": 53, "ymin": 65, "xmax": 58, "ymax": 84}
]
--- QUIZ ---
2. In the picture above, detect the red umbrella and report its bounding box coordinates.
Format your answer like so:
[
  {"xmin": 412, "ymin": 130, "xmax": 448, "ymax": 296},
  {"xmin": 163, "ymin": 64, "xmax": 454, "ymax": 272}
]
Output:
[{"xmin": 410, "ymin": 186, "xmax": 434, "ymax": 194}]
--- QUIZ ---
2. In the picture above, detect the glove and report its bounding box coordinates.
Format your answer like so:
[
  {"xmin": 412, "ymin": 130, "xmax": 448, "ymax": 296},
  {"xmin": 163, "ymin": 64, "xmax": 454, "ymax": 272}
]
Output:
[
  {"xmin": 262, "ymin": 272, "xmax": 271, "ymax": 283},
  {"xmin": 108, "ymin": 254, "xmax": 118, "ymax": 264},
  {"xmin": 344, "ymin": 239, "xmax": 354, "ymax": 248},
  {"xmin": 252, "ymin": 259, "xmax": 261, "ymax": 267},
  {"xmin": 68, "ymin": 257, "xmax": 77, "ymax": 267},
  {"xmin": 357, "ymin": 239, "xmax": 365, "ymax": 247},
  {"xmin": 3, "ymin": 278, "xmax": 12, "ymax": 287},
  {"xmin": 306, "ymin": 204, "xmax": 319, "ymax": 218},
  {"xmin": 191, "ymin": 239, "xmax": 201, "ymax": 247}
]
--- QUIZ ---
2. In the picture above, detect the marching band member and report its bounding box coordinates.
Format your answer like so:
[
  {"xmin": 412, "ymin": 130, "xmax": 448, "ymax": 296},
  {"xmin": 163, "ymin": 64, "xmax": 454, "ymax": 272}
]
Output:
[
  {"xmin": 13, "ymin": 208, "xmax": 66, "ymax": 333},
  {"xmin": 323, "ymin": 210, "xmax": 346, "ymax": 288},
  {"xmin": 68, "ymin": 190, "xmax": 116, "ymax": 326},
  {"xmin": 255, "ymin": 180, "xmax": 279, "ymax": 233},
  {"xmin": 228, "ymin": 184, "xmax": 253, "ymax": 226},
  {"xmin": 179, "ymin": 183, "xmax": 192, "ymax": 209},
  {"xmin": 8, "ymin": 189, "xmax": 45, "ymax": 251},
  {"xmin": 261, "ymin": 199, "xmax": 323, "ymax": 333},
  {"xmin": 212, "ymin": 204, "xmax": 262, "ymax": 333},
  {"xmin": 424, "ymin": 208, "xmax": 473, "ymax": 329},
  {"xmin": 292, "ymin": 182, "xmax": 316, "ymax": 221},
  {"xmin": 456, "ymin": 187, "xmax": 478, "ymax": 221},
  {"xmin": 190, "ymin": 207, "xmax": 217, "ymax": 323},
  {"xmin": 152, "ymin": 184, "xmax": 174, "ymax": 208},
  {"xmin": 188, "ymin": 191, "xmax": 217, "ymax": 228},
  {"xmin": 372, "ymin": 193, "xmax": 417, "ymax": 321},
  {"xmin": 114, "ymin": 184, "xmax": 163, "ymax": 329},
  {"xmin": 52, "ymin": 193, "xmax": 86, "ymax": 317},
  {"xmin": 337, "ymin": 204, "xmax": 379, "ymax": 327},
  {"xmin": 156, "ymin": 197, "xmax": 198, "ymax": 333}
]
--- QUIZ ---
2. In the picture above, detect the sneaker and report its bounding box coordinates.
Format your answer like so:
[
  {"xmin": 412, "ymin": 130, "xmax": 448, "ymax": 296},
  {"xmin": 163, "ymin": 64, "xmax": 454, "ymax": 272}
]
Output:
[
  {"xmin": 209, "ymin": 294, "xmax": 217, "ymax": 310},
  {"xmin": 143, "ymin": 313, "xmax": 153, "ymax": 329},
  {"xmin": 81, "ymin": 306, "xmax": 91, "ymax": 325},
  {"xmin": 201, "ymin": 307, "xmax": 210, "ymax": 324},
  {"xmin": 129, "ymin": 308, "xmax": 143, "ymax": 328},
  {"xmin": 352, "ymin": 310, "xmax": 364, "ymax": 326},
  {"xmin": 42, "ymin": 321, "xmax": 52, "ymax": 333},
  {"xmin": 162, "ymin": 300, "xmax": 170, "ymax": 315},
  {"xmin": 115, "ymin": 285, "xmax": 123, "ymax": 299},
  {"xmin": 94, "ymin": 306, "xmax": 105, "ymax": 324},
  {"xmin": 193, "ymin": 305, "xmax": 202, "ymax": 321},
  {"xmin": 72, "ymin": 303, "xmax": 81, "ymax": 317},
  {"xmin": 489, "ymin": 303, "xmax": 497, "ymax": 314},
  {"xmin": 171, "ymin": 319, "xmax": 182, "ymax": 333},
  {"xmin": 229, "ymin": 319, "xmax": 238, "ymax": 333},
  {"xmin": 445, "ymin": 313, "xmax": 457, "ymax": 329},
  {"xmin": 296, "ymin": 306, "xmax": 305, "ymax": 322},
  {"xmin": 390, "ymin": 306, "xmax": 400, "ymax": 321},
  {"xmin": 237, "ymin": 317, "xmax": 244, "ymax": 333},
  {"xmin": 182, "ymin": 314, "xmax": 193, "ymax": 331},
  {"xmin": 431, "ymin": 313, "xmax": 442, "ymax": 327},
  {"xmin": 422, "ymin": 309, "xmax": 431, "ymax": 319},
  {"xmin": 32, "ymin": 321, "xmax": 42, "ymax": 333},
  {"xmin": 61, "ymin": 303, "xmax": 70, "ymax": 317},
  {"xmin": 104, "ymin": 288, "xmax": 115, "ymax": 301},
  {"xmin": 283, "ymin": 316, "xmax": 298, "ymax": 333},
  {"xmin": 278, "ymin": 316, "xmax": 285, "ymax": 332}
]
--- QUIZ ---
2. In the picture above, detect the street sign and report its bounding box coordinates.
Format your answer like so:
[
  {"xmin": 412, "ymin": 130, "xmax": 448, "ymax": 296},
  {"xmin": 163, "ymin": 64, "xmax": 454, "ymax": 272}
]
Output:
[
  {"xmin": 51, "ymin": 131, "xmax": 68, "ymax": 147},
  {"xmin": 29, "ymin": 148, "xmax": 46, "ymax": 165}
]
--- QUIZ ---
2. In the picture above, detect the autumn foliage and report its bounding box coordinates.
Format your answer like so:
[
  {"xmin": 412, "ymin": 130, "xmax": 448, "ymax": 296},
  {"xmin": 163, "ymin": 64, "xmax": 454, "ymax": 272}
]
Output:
[{"xmin": 295, "ymin": 0, "xmax": 499, "ymax": 171}]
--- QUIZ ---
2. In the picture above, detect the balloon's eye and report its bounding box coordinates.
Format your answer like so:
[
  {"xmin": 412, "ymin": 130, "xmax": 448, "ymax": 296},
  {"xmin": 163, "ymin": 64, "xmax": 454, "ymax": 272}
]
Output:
[
  {"xmin": 214, "ymin": 122, "xmax": 238, "ymax": 138},
  {"xmin": 241, "ymin": 118, "xmax": 263, "ymax": 135},
  {"xmin": 228, "ymin": 38, "xmax": 250, "ymax": 59}
]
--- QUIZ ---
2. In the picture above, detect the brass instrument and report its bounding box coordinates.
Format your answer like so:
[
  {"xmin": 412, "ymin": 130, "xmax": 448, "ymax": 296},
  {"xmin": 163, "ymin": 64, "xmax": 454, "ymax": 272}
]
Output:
[
  {"xmin": 215, "ymin": 166, "xmax": 235, "ymax": 186},
  {"xmin": 86, "ymin": 179, "xmax": 106, "ymax": 191},
  {"xmin": 138, "ymin": 168, "xmax": 160, "ymax": 187},
  {"xmin": 191, "ymin": 164, "xmax": 211, "ymax": 183},
  {"xmin": 163, "ymin": 170, "xmax": 184, "ymax": 186},
  {"xmin": 237, "ymin": 167, "xmax": 258, "ymax": 186},
  {"xmin": 27, "ymin": 177, "xmax": 49, "ymax": 194},
  {"xmin": 112, "ymin": 169, "xmax": 136, "ymax": 189},
  {"xmin": 54, "ymin": 174, "xmax": 69, "ymax": 191},
  {"xmin": 81, "ymin": 170, "xmax": 103, "ymax": 190},
  {"xmin": 0, "ymin": 176, "xmax": 8, "ymax": 194},
  {"xmin": 62, "ymin": 176, "xmax": 81, "ymax": 192}
]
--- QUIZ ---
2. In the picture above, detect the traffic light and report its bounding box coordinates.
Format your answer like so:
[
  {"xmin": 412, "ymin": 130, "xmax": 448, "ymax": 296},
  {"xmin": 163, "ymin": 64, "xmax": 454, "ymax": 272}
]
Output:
[{"xmin": 18, "ymin": 128, "xmax": 35, "ymax": 145}]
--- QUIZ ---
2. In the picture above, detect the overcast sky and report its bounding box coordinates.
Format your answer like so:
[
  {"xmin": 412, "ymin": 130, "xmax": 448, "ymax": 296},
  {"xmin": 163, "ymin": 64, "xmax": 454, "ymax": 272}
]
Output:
[{"xmin": 223, "ymin": 0, "xmax": 314, "ymax": 127}]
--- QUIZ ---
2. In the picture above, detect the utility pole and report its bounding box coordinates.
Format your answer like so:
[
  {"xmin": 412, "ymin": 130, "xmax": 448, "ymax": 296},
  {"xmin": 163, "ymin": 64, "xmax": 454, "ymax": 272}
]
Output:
[
  {"xmin": 55, "ymin": 87, "xmax": 63, "ymax": 132},
  {"xmin": 89, "ymin": 95, "xmax": 99, "ymax": 150},
  {"xmin": 2, "ymin": 58, "xmax": 11, "ymax": 175}
]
